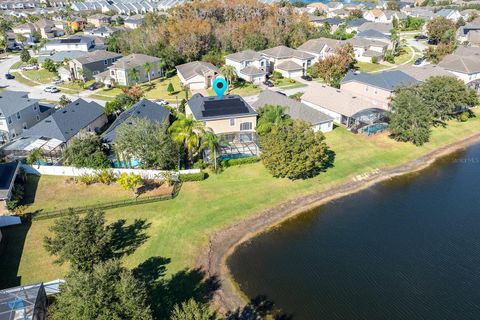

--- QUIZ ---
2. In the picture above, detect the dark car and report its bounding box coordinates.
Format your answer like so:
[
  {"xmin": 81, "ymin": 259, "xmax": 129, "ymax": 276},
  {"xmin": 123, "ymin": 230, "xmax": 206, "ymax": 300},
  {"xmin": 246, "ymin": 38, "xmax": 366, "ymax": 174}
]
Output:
[
  {"xmin": 5, "ymin": 73, "xmax": 15, "ymax": 79},
  {"xmin": 414, "ymin": 57, "xmax": 424, "ymax": 65},
  {"xmin": 301, "ymin": 75, "xmax": 312, "ymax": 81},
  {"xmin": 414, "ymin": 35, "xmax": 428, "ymax": 40},
  {"xmin": 87, "ymin": 82, "xmax": 98, "ymax": 91},
  {"xmin": 263, "ymin": 80, "xmax": 274, "ymax": 87},
  {"xmin": 427, "ymin": 39, "xmax": 438, "ymax": 45}
]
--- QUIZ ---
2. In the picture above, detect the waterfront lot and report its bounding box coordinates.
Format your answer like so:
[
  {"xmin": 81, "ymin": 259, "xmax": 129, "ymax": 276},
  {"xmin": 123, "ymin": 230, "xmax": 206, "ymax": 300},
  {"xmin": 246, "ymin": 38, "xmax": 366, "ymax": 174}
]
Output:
[{"xmin": 1, "ymin": 109, "xmax": 480, "ymax": 287}]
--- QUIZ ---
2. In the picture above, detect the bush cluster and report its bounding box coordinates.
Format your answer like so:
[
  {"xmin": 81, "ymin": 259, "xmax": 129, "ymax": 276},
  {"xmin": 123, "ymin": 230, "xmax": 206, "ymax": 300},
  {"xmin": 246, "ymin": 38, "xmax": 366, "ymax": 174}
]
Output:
[
  {"xmin": 219, "ymin": 156, "xmax": 260, "ymax": 167},
  {"xmin": 178, "ymin": 172, "xmax": 207, "ymax": 182},
  {"xmin": 76, "ymin": 170, "xmax": 116, "ymax": 186}
]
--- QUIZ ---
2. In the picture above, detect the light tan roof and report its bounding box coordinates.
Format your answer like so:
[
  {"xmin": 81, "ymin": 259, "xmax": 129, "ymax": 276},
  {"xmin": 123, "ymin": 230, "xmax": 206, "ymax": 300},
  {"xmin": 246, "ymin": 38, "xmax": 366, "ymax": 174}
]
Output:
[
  {"xmin": 302, "ymin": 83, "xmax": 378, "ymax": 117},
  {"xmin": 112, "ymin": 53, "xmax": 160, "ymax": 70},
  {"xmin": 226, "ymin": 50, "xmax": 265, "ymax": 63},
  {"xmin": 397, "ymin": 64, "xmax": 453, "ymax": 81},
  {"xmin": 297, "ymin": 38, "xmax": 343, "ymax": 55},
  {"xmin": 367, "ymin": 9, "xmax": 385, "ymax": 18},
  {"xmin": 276, "ymin": 60, "xmax": 303, "ymax": 71},
  {"xmin": 306, "ymin": 2, "xmax": 329, "ymax": 11},
  {"xmin": 261, "ymin": 45, "xmax": 314, "ymax": 60}
]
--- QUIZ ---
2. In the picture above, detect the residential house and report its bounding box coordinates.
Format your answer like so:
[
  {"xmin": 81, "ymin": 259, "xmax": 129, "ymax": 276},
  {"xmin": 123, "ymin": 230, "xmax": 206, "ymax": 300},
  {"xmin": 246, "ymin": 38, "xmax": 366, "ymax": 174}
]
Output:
[
  {"xmin": 103, "ymin": 99, "xmax": 170, "ymax": 146},
  {"xmin": 384, "ymin": 10, "xmax": 407, "ymax": 21},
  {"xmin": 87, "ymin": 13, "xmax": 111, "ymax": 27},
  {"xmin": 68, "ymin": 50, "xmax": 122, "ymax": 81},
  {"xmin": 341, "ymin": 70, "xmax": 418, "ymax": 108},
  {"xmin": 356, "ymin": 29, "xmax": 391, "ymax": 42},
  {"xmin": 326, "ymin": 2, "xmax": 344, "ymax": 12},
  {"xmin": 435, "ymin": 9, "xmax": 462, "ymax": 22},
  {"xmin": 66, "ymin": 17, "xmax": 87, "ymax": 32},
  {"xmin": 457, "ymin": 22, "xmax": 480, "ymax": 44},
  {"xmin": 347, "ymin": 37, "xmax": 389, "ymax": 62},
  {"xmin": 11, "ymin": 23, "xmax": 35, "ymax": 43},
  {"xmin": 98, "ymin": 53, "xmax": 162, "ymax": 86},
  {"xmin": 439, "ymin": 46, "xmax": 480, "ymax": 91},
  {"xmin": 176, "ymin": 61, "xmax": 219, "ymax": 90},
  {"xmin": 314, "ymin": 17, "xmax": 345, "ymax": 31},
  {"xmin": 186, "ymin": 93, "xmax": 259, "ymax": 157},
  {"xmin": 124, "ymin": 14, "xmax": 144, "ymax": 29},
  {"xmin": 38, "ymin": 50, "xmax": 87, "ymax": 64},
  {"xmin": 297, "ymin": 37, "xmax": 343, "ymax": 62},
  {"xmin": 364, "ymin": 9, "xmax": 388, "ymax": 22},
  {"xmin": 45, "ymin": 36, "xmax": 95, "ymax": 52},
  {"xmin": 84, "ymin": 26, "xmax": 123, "ymax": 38},
  {"xmin": 225, "ymin": 50, "xmax": 268, "ymax": 84},
  {"xmin": 306, "ymin": 2, "xmax": 329, "ymax": 14},
  {"xmin": 0, "ymin": 91, "xmax": 53, "ymax": 143},
  {"xmin": 252, "ymin": 91, "xmax": 334, "ymax": 132},
  {"xmin": 358, "ymin": 22, "xmax": 392, "ymax": 35},
  {"xmin": 301, "ymin": 82, "xmax": 384, "ymax": 129},
  {"xmin": 260, "ymin": 45, "xmax": 314, "ymax": 78},
  {"xmin": 8, "ymin": 99, "xmax": 108, "ymax": 162},
  {"xmin": 401, "ymin": 7, "xmax": 435, "ymax": 20},
  {"xmin": 397, "ymin": 64, "xmax": 453, "ymax": 81},
  {"xmin": 34, "ymin": 19, "xmax": 63, "ymax": 39},
  {"xmin": 345, "ymin": 18, "xmax": 369, "ymax": 33},
  {"xmin": 0, "ymin": 161, "xmax": 20, "ymax": 215}
]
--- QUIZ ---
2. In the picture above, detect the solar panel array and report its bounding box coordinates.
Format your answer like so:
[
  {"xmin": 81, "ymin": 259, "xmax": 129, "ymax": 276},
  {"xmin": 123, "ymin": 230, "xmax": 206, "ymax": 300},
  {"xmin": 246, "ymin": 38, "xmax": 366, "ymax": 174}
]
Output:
[
  {"xmin": 202, "ymin": 98, "xmax": 249, "ymax": 117},
  {"xmin": 59, "ymin": 38, "xmax": 82, "ymax": 44}
]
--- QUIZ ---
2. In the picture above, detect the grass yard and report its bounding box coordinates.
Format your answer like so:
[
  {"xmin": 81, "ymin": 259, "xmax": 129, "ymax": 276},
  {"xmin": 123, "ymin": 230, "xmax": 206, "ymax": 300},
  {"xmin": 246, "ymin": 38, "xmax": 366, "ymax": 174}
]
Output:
[
  {"xmin": 394, "ymin": 47, "xmax": 414, "ymax": 65},
  {"xmin": 355, "ymin": 61, "xmax": 390, "ymax": 73},
  {"xmin": 10, "ymin": 60, "xmax": 25, "ymax": 70},
  {"xmin": 2, "ymin": 110, "xmax": 480, "ymax": 288},
  {"xmin": 207, "ymin": 80, "xmax": 262, "ymax": 97},
  {"xmin": 273, "ymin": 78, "xmax": 306, "ymax": 89},
  {"xmin": 22, "ymin": 69, "xmax": 57, "ymax": 84},
  {"xmin": 10, "ymin": 72, "xmax": 38, "ymax": 86}
]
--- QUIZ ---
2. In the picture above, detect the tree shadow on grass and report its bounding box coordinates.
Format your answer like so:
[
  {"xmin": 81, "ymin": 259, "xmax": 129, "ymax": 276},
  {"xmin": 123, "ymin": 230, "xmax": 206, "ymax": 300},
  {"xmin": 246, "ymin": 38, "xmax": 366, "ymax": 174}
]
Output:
[
  {"xmin": 226, "ymin": 295, "xmax": 294, "ymax": 320},
  {"xmin": 133, "ymin": 257, "xmax": 220, "ymax": 320},
  {"xmin": 109, "ymin": 219, "xmax": 151, "ymax": 258}
]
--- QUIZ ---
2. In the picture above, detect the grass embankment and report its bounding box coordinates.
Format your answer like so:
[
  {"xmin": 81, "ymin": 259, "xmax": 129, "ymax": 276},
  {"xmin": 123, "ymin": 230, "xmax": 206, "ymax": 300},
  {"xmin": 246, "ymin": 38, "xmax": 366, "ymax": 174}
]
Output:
[
  {"xmin": 23, "ymin": 69, "xmax": 57, "ymax": 84},
  {"xmin": 1, "ymin": 110, "xmax": 480, "ymax": 287},
  {"xmin": 10, "ymin": 72, "xmax": 38, "ymax": 86}
]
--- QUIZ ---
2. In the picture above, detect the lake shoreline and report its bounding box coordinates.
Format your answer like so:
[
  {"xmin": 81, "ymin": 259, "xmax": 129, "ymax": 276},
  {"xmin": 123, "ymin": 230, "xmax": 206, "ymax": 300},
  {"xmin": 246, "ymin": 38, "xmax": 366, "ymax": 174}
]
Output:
[{"xmin": 196, "ymin": 132, "xmax": 480, "ymax": 314}]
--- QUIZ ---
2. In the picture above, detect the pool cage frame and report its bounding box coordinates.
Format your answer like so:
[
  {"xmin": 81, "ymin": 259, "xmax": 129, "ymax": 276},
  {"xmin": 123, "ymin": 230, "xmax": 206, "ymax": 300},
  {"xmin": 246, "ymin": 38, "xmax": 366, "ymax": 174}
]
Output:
[
  {"xmin": 0, "ymin": 283, "xmax": 48, "ymax": 320},
  {"xmin": 348, "ymin": 108, "xmax": 390, "ymax": 135},
  {"xmin": 203, "ymin": 131, "xmax": 260, "ymax": 163}
]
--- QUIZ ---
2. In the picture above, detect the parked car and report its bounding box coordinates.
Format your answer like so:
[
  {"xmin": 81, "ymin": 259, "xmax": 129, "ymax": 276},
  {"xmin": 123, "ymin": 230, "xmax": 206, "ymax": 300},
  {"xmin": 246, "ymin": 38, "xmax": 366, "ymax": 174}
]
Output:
[
  {"xmin": 263, "ymin": 80, "xmax": 274, "ymax": 87},
  {"xmin": 414, "ymin": 57, "xmax": 424, "ymax": 66},
  {"xmin": 5, "ymin": 73, "xmax": 15, "ymax": 79},
  {"xmin": 154, "ymin": 99, "xmax": 169, "ymax": 106},
  {"xmin": 301, "ymin": 75, "xmax": 312, "ymax": 81},
  {"xmin": 52, "ymin": 79, "xmax": 64, "ymax": 84},
  {"xmin": 21, "ymin": 64, "xmax": 38, "ymax": 71},
  {"xmin": 427, "ymin": 39, "xmax": 438, "ymax": 45},
  {"xmin": 277, "ymin": 92, "xmax": 287, "ymax": 96},
  {"xmin": 86, "ymin": 82, "xmax": 98, "ymax": 91},
  {"xmin": 414, "ymin": 35, "xmax": 428, "ymax": 40},
  {"xmin": 44, "ymin": 86, "xmax": 60, "ymax": 93}
]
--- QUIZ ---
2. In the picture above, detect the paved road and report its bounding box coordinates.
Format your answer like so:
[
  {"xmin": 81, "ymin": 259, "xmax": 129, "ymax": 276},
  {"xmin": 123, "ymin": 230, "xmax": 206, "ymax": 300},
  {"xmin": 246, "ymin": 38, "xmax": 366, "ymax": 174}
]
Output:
[{"xmin": 0, "ymin": 55, "xmax": 107, "ymax": 106}]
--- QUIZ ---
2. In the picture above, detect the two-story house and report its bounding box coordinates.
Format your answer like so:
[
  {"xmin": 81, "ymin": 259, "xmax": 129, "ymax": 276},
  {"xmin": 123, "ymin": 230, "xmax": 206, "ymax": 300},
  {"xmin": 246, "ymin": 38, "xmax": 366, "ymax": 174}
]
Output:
[
  {"xmin": 0, "ymin": 91, "xmax": 53, "ymax": 143},
  {"xmin": 297, "ymin": 38, "xmax": 343, "ymax": 62},
  {"xmin": 347, "ymin": 37, "xmax": 389, "ymax": 62},
  {"xmin": 176, "ymin": 61, "xmax": 219, "ymax": 90},
  {"xmin": 363, "ymin": 9, "xmax": 388, "ymax": 23},
  {"xmin": 45, "ymin": 36, "xmax": 95, "ymax": 52},
  {"xmin": 439, "ymin": 47, "xmax": 480, "ymax": 92},
  {"xmin": 98, "ymin": 53, "xmax": 162, "ymax": 86},
  {"xmin": 260, "ymin": 45, "xmax": 314, "ymax": 78},
  {"xmin": 68, "ymin": 50, "xmax": 122, "ymax": 81},
  {"xmin": 435, "ymin": 9, "xmax": 462, "ymax": 22},
  {"xmin": 87, "ymin": 13, "xmax": 111, "ymax": 27},
  {"xmin": 225, "ymin": 50, "xmax": 268, "ymax": 84}
]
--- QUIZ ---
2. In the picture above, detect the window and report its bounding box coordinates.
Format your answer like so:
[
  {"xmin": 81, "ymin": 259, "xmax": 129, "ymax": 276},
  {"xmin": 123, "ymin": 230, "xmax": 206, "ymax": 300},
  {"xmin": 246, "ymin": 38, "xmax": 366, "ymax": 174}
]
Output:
[
  {"xmin": 33, "ymin": 104, "xmax": 37, "ymax": 111},
  {"xmin": 104, "ymin": 59, "xmax": 108, "ymax": 65},
  {"xmin": 16, "ymin": 112, "xmax": 21, "ymax": 120},
  {"xmin": 240, "ymin": 122, "xmax": 252, "ymax": 131},
  {"xmin": 7, "ymin": 116, "xmax": 12, "ymax": 124},
  {"xmin": 36, "ymin": 115, "xmax": 40, "ymax": 120},
  {"xmin": 23, "ymin": 123, "xmax": 27, "ymax": 129},
  {"xmin": 229, "ymin": 118, "xmax": 235, "ymax": 126}
]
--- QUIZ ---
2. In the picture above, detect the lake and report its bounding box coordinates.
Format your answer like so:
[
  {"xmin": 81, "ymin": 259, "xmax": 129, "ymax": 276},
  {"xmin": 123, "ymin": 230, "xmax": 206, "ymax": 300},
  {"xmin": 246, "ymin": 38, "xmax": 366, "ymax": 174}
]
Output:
[{"xmin": 228, "ymin": 144, "xmax": 480, "ymax": 320}]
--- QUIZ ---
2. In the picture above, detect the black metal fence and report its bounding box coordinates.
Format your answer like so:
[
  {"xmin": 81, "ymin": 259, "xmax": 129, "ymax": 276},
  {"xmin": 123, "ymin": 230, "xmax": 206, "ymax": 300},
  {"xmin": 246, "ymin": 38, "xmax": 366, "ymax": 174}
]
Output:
[{"xmin": 32, "ymin": 182, "xmax": 182, "ymax": 221}]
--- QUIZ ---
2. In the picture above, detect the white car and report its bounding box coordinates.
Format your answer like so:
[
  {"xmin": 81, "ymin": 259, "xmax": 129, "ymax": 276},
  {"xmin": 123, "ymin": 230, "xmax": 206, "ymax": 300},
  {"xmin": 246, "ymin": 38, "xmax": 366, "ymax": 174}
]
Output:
[
  {"xmin": 21, "ymin": 64, "xmax": 38, "ymax": 71},
  {"xmin": 154, "ymin": 99, "xmax": 169, "ymax": 106},
  {"xmin": 44, "ymin": 86, "xmax": 60, "ymax": 93},
  {"xmin": 52, "ymin": 79, "xmax": 64, "ymax": 84}
]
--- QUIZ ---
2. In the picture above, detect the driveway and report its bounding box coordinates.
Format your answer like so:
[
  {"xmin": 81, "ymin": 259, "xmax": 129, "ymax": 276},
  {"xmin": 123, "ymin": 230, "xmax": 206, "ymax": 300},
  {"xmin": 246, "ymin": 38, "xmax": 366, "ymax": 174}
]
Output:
[{"xmin": 0, "ymin": 55, "xmax": 107, "ymax": 106}]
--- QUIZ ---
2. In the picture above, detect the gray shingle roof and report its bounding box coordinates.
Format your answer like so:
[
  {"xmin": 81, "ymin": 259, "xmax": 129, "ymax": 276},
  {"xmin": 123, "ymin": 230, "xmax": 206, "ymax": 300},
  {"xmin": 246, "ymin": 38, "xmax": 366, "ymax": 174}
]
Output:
[
  {"xmin": 439, "ymin": 46, "xmax": 480, "ymax": 74},
  {"xmin": 346, "ymin": 18, "xmax": 369, "ymax": 27},
  {"xmin": 187, "ymin": 93, "xmax": 257, "ymax": 121},
  {"xmin": 0, "ymin": 91, "xmax": 38, "ymax": 118},
  {"xmin": 342, "ymin": 70, "xmax": 418, "ymax": 91},
  {"xmin": 226, "ymin": 50, "xmax": 264, "ymax": 63},
  {"xmin": 240, "ymin": 65, "xmax": 266, "ymax": 75},
  {"xmin": 397, "ymin": 64, "xmax": 453, "ymax": 81},
  {"xmin": 73, "ymin": 50, "xmax": 122, "ymax": 65},
  {"xmin": 297, "ymin": 38, "xmax": 343, "ymax": 55},
  {"xmin": 176, "ymin": 61, "xmax": 219, "ymax": 81},
  {"xmin": 22, "ymin": 99, "xmax": 105, "ymax": 142},
  {"xmin": 111, "ymin": 53, "xmax": 161, "ymax": 70},
  {"xmin": 252, "ymin": 91, "xmax": 333, "ymax": 125},
  {"xmin": 261, "ymin": 45, "xmax": 314, "ymax": 60},
  {"xmin": 276, "ymin": 60, "xmax": 303, "ymax": 71},
  {"xmin": 357, "ymin": 29, "xmax": 390, "ymax": 40},
  {"xmin": 102, "ymin": 99, "xmax": 170, "ymax": 143},
  {"xmin": 358, "ymin": 22, "xmax": 392, "ymax": 34}
]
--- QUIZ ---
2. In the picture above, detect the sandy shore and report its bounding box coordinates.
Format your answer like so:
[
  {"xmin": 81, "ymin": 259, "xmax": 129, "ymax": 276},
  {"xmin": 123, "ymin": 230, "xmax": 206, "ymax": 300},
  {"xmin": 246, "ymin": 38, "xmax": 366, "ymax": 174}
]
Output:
[{"xmin": 197, "ymin": 132, "xmax": 480, "ymax": 314}]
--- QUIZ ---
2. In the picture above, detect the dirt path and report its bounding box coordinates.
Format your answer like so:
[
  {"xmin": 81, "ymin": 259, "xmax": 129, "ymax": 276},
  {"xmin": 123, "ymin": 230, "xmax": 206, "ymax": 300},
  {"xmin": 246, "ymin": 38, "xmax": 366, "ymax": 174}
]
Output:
[{"xmin": 197, "ymin": 132, "xmax": 480, "ymax": 314}]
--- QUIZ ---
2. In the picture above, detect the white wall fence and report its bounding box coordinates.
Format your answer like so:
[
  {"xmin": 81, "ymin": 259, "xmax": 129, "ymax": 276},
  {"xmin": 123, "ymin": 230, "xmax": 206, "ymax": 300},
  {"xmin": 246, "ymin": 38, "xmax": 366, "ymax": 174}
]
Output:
[{"xmin": 22, "ymin": 165, "xmax": 200, "ymax": 180}]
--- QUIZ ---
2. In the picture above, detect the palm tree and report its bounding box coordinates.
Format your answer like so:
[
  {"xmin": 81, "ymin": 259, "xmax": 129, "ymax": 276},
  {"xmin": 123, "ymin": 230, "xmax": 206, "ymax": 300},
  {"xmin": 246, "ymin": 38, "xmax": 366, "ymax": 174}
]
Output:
[
  {"xmin": 143, "ymin": 62, "xmax": 152, "ymax": 84},
  {"xmin": 128, "ymin": 68, "xmax": 140, "ymax": 85},
  {"xmin": 219, "ymin": 65, "xmax": 237, "ymax": 91},
  {"xmin": 390, "ymin": 28, "xmax": 400, "ymax": 54},
  {"xmin": 159, "ymin": 60, "xmax": 166, "ymax": 78},
  {"xmin": 256, "ymin": 105, "xmax": 291, "ymax": 136},
  {"xmin": 169, "ymin": 114, "xmax": 205, "ymax": 167},
  {"xmin": 201, "ymin": 131, "xmax": 220, "ymax": 171}
]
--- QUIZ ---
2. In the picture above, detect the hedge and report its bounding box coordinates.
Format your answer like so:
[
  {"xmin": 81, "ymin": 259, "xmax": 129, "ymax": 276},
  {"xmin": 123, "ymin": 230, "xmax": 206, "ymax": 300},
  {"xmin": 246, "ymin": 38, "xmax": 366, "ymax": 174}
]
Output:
[
  {"xmin": 220, "ymin": 156, "xmax": 260, "ymax": 167},
  {"xmin": 179, "ymin": 171, "xmax": 207, "ymax": 182}
]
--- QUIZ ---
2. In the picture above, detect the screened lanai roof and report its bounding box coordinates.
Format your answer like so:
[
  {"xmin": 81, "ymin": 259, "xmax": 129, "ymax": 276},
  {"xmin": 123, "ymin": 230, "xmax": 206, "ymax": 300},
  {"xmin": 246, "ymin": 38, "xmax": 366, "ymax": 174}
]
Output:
[
  {"xmin": 0, "ymin": 283, "xmax": 47, "ymax": 320},
  {"xmin": 351, "ymin": 108, "xmax": 389, "ymax": 125}
]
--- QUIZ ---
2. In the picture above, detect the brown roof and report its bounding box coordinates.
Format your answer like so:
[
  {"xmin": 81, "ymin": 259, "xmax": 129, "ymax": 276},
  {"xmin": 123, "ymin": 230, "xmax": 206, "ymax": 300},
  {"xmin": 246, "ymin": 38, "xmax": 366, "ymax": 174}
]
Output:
[{"xmin": 439, "ymin": 47, "xmax": 480, "ymax": 74}]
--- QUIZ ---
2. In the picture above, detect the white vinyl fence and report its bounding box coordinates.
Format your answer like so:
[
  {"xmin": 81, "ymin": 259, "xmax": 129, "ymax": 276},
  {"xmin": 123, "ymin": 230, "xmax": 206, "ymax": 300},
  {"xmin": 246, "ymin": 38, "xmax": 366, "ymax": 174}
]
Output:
[{"xmin": 22, "ymin": 165, "xmax": 200, "ymax": 181}]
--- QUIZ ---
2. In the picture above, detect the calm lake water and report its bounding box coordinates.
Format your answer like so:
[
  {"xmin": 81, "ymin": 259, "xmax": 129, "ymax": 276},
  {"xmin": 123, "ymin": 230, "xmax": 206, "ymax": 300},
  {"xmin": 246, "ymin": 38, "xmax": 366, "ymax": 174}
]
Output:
[{"xmin": 228, "ymin": 143, "xmax": 480, "ymax": 320}]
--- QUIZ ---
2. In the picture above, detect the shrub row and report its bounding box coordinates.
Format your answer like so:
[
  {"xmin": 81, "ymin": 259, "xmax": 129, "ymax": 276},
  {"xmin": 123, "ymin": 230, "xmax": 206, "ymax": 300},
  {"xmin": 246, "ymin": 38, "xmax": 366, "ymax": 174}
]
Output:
[
  {"xmin": 179, "ymin": 171, "xmax": 207, "ymax": 182},
  {"xmin": 220, "ymin": 156, "xmax": 260, "ymax": 167}
]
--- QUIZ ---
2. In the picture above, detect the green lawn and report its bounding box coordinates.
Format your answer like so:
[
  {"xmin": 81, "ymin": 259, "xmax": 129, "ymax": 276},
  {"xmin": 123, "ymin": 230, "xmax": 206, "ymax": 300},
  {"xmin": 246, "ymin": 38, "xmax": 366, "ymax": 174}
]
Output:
[
  {"xmin": 10, "ymin": 60, "xmax": 25, "ymax": 70},
  {"xmin": 10, "ymin": 72, "xmax": 38, "ymax": 86},
  {"xmin": 273, "ymin": 78, "xmax": 306, "ymax": 89},
  {"xmin": 2, "ymin": 110, "xmax": 480, "ymax": 287},
  {"xmin": 355, "ymin": 61, "xmax": 390, "ymax": 73},
  {"xmin": 394, "ymin": 47, "xmax": 414, "ymax": 65},
  {"xmin": 23, "ymin": 69, "xmax": 57, "ymax": 84},
  {"xmin": 207, "ymin": 80, "xmax": 262, "ymax": 97}
]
